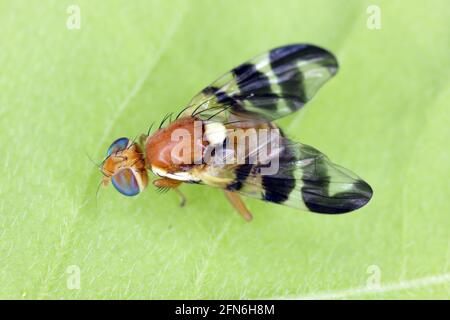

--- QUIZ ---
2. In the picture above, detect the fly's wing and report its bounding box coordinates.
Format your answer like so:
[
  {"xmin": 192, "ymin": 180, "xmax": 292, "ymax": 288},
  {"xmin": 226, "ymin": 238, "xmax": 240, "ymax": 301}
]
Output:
[
  {"xmin": 199, "ymin": 137, "xmax": 372, "ymax": 214},
  {"xmin": 178, "ymin": 43, "xmax": 370, "ymax": 213},
  {"xmin": 180, "ymin": 44, "xmax": 338, "ymax": 122}
]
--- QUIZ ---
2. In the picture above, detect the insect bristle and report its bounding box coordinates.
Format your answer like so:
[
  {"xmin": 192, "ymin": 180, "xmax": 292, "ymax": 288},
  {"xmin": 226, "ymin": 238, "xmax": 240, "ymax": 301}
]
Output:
[
  {"xmin": 159, "ymin": 112, "xmax": 174, "ymax": 129},
  {"xmin": 175, "ymin": 105, "xmax": 193, "ymax": 120},
  {"xmin": 127, "ymin": 135, "xmax": 139, "ymax": 149},
  {"xmin": 155, "ymin": 186, "xmax": 170, "ymax": 194},
  {"xmin": 147, "ymin": 122, "xmax": 155, "ymax": 136},
  {"xmin": 191, "ymin": 96, "xmax": 215, "ymax": 117},
  {"xmin": 205, "ymin": 105, "xmax": 233, "ymax": 121},
  {"xmin": 95, "ymin": 180, "xmax": 103, "ymax": 199}
]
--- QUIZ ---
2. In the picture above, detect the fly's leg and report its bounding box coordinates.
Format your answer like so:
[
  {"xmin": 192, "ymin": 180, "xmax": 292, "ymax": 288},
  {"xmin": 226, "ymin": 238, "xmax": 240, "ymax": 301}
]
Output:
[
  {"xmin": 173, "ymin": 188, "xmax": 186, "ymax": 207},
  {"xmin": 223, "ymin": 190, "xmax": 253, "ymax": 222},
  {"xmin": 153, "ymin": 178, "xmax": 186, "ymax": 207}
]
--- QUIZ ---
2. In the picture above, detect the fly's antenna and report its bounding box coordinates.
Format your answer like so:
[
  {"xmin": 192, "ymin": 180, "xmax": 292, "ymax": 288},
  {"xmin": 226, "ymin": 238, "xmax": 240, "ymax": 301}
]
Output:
[
  {"xmin": 94, "ymin": 180, "xmax": 104, "ymax": 209},
  {"xmin": 86, "ymin": 152, "xmax": 103, "ymax": 170},
  {"xmin": 95, "ymin": 180, "xmax": 103, "ymax": 198},
  {"xmin": 85, "ymin": 152, "xmax": 111, "ymax": 178}
]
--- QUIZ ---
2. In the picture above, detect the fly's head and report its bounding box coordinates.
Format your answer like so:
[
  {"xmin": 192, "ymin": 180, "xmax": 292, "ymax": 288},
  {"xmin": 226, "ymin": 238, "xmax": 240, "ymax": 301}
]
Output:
[{"xmin": 101, "ymin": 137, "xmax": 148, "ymax": 196}]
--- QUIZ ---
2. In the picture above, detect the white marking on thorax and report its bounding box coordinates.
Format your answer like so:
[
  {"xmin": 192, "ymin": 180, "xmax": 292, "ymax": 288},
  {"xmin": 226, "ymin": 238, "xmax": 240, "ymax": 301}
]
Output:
[{"xmin": 204, "ymin": 122, "xmax": 226, "ymax": 145}]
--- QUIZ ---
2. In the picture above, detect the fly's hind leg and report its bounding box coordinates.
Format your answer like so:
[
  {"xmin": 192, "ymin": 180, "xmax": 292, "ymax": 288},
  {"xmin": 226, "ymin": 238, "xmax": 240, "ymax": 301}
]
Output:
[
  {"xmin": 223, "ymin": 190, "xmax": 253, "ymax": 222},
  {"xmin": 153, "ymin": 178, "xmax": 186, "ymax": 207}
]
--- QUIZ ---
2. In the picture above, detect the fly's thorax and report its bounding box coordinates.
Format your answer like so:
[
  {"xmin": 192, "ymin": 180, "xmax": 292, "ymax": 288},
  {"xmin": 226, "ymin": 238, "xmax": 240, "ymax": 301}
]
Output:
[
  {"xmin": 145, "ymin": 117, "xmax": 208, "ymax": 171},
  {"xmin": 145, "ymin": 116, "xmax": 281, "ymax": 172}
]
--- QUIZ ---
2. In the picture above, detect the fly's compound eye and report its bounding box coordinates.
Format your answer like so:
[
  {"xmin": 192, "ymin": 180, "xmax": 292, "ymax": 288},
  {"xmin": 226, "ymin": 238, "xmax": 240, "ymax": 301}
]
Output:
[
  {"xmin": 107, "ymin": 137, "xmax": 129, "ymax": 156},
  {"xmin": 111, "ymin": 168, "xmax": 147, "ymax": 196}
]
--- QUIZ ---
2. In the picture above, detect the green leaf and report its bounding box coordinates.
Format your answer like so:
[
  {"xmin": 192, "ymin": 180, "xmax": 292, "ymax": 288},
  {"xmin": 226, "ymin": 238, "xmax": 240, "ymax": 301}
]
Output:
[{"xmin": 0, "ymin": 0, "xmax": 448, "ymax": 299}]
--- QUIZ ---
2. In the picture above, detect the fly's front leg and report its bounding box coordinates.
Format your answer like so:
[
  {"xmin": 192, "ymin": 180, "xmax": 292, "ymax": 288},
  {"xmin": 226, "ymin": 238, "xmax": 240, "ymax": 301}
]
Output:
[
  {"xmin": 223, "ymin": 190, "xmax": 253, "ymax": 222},
  {"xmin": 153, "ymin": 178, "xmax": 186, "ymax": 207}
]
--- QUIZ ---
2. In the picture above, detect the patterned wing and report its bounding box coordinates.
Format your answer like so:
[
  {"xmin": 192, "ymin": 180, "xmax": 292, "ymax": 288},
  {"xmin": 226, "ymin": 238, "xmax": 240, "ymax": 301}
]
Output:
[
  {"xmin": 199, "ymin": 137, "xmax": 372, "ymax": 214},
  {"xmin": 180, "ymin": 44, "xmax": 338, "ymax": 122}
]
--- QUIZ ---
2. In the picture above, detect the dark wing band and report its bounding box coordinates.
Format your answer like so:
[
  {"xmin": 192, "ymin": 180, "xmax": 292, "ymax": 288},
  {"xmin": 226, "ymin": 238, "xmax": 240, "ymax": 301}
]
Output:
[
  {"xmin": 203, "ymin": 137, "xmax": 372, "ymax": 214},
  {"xmin": 181, "ymin": 44, "xmax": 338, "ymax": 122}
]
